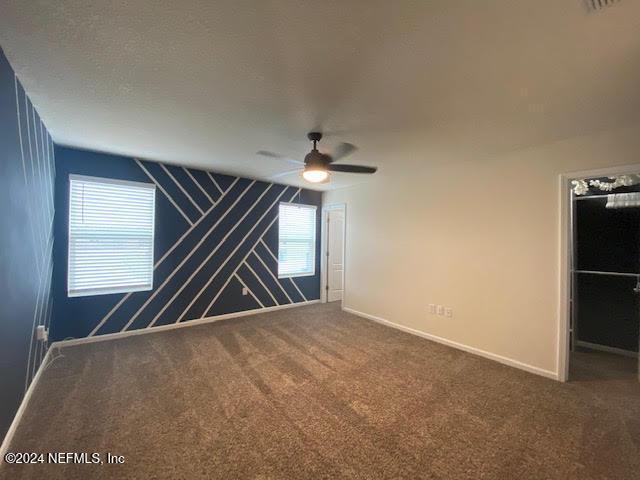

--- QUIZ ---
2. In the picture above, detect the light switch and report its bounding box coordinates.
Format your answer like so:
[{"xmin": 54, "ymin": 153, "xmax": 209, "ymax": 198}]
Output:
[
  {"xmin": 242, "ymin": 287, "xmax": 248, "ymax": 296},
  {"xmin": 437, "ymin": 305, "xmax": 445, "ymax": 316}
]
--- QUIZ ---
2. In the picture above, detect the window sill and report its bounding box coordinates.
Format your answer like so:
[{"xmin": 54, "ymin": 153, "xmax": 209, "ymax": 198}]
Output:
[
  {"xmin": 277, "ymin": 272, "xmax": 315, "ymax": 279},
  {"xmin": 68, "ymin": 285, "xmax": 153, "ymax": 298}
]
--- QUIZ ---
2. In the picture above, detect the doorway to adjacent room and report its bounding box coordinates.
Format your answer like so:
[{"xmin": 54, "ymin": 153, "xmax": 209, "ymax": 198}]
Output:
[{"xmin": 321, "ymin": 204, "xmax": 346, "ymax": 304}]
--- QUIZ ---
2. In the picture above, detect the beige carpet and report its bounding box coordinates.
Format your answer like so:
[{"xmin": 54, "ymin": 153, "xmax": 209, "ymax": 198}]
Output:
[{"xmin": 2, "ymin": 302, "xmax": 639, "ymax": 479}]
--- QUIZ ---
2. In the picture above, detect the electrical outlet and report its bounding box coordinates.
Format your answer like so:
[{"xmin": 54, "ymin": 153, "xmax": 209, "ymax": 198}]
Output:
[
  {"xmin": 242, "ymin": 287, "xmax": 248, "ymax": 296},
  {"xmin": 437, "ymin": 305, "xmax": 444, "ymax": 316},
  {"xmin": 36, "ymin": 325, "xmax": 48, "ymax": 342},
  {"xmin": 428, "ymin": 304, "xmax": 436, "ymax": 314},
  {"xmin": 445, "ymin": 307, "xmax": 453, "ymax": 318}
]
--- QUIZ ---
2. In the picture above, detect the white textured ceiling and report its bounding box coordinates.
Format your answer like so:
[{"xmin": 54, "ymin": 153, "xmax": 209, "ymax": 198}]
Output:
[{"xmin": 1, "ymin": 1, "xmax": 640, "ymax": 190}]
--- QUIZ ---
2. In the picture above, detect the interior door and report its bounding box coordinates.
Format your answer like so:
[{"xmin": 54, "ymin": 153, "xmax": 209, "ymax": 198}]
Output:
[
  {"xmin": 326, "ymin": 208, "xmax": 344, "ymax": 303},
  {"xmin": 636, "ymin": 278, "xmax": 640, "ymax": 382}
]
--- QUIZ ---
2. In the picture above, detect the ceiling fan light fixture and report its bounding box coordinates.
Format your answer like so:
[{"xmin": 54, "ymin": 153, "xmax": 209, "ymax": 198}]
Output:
[
  {"xmin": 261, "ymin": 131, "xmax": 372, "ymax": 183},
  {"xmin": 302, "ymin": 167, "xmax": 329, "ymax": 183}
]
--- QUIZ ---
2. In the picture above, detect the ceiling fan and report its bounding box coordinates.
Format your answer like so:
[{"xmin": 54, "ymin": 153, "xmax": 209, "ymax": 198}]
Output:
[{"xmin": 258, "ymin": 132, "xmax": 377, "ymax": 184}]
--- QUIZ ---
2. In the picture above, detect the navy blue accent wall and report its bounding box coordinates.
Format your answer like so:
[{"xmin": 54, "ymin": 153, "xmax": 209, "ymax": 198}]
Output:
[
  {"xmin": 0, "ymin": 48, "xmax": 55, "ymax": 441},
  {"xmin": 52, "ymin": 147, "xmax": 321, "ymax": 341}
]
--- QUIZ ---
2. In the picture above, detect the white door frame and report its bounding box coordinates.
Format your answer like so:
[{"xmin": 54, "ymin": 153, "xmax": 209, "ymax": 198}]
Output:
[
  {"xmin": 321, "ymin": 203, "xmax": 346, "ymax": 304},
  {"xmin": 558, "ymin": 162, "xmax": 640, "ymax": 382}
]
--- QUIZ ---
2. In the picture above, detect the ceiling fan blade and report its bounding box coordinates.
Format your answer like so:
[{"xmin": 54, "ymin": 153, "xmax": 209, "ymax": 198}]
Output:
[
  {"xmin": 327, "ymin": 164, "xmax": 377, "ymax": 174},
  {"xmin": 256, "ymin": 151, "xmax": 304, "ymax": 165},
  {"xmin": 268, "ymin": 168, "xmax": 302, "ymax": 180},
  {"xmin": 331, "ymin": 143, "xmax": 357, "ymax": 162}
]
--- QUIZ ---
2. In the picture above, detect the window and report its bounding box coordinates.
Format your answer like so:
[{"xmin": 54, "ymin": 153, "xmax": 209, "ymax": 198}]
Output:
[
  {"xmin": 68, "ymin": 175, "xmax": 156, "ymax": 297},
  {"xmin": 278, "ymin": 203, "xmax": 317, "ymax": 278}
]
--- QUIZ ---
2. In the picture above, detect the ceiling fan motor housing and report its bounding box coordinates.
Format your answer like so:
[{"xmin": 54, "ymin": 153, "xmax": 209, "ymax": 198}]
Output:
[{"xmin": 304, "ymin": 149, "xmax": 330, "ymax": 166}]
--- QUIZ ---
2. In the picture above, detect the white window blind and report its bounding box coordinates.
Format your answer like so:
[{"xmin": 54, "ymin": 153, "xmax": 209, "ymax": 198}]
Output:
[
  {"xmin": 68, "ymin": 175, "xmax": 156, "ymax": 297},
  {"xmin": 278, "ymin": 203, "xmax": 317, "ymax": 278}
]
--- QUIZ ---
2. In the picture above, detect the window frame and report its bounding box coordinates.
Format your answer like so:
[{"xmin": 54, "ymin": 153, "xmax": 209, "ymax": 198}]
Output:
[
  {"xmin": 277, "ymin": 201, "xmax": 317, "ymax": 279},
  {"xmin": 67, "ymin": 174, "xmax": 156, "ymax": 298}
]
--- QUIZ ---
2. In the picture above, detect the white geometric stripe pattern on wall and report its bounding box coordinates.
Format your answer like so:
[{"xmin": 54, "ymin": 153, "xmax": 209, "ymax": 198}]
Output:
[
  {"xmin": 252, "ymin": 251, "xmax": 293, "ymax": 303},
  {"xmin": 235, "ymin": 273, "xmax": 264, "ymax": 308},
  {"xmin": 94, "ymin": 177, "xmax": 256, "ymax": 334},
  {"xmin": 87, "ymin": 177, "xmax": 243, "ymax": 336},
  {"xmin": 132, "ymin": 179, "xmax": 265, "ymax": 330},
  {"xmin": 207, "ymin": 171, "xmax": 224, "ymax": 195},
  {"xmin": 14, "ymin": 74, "xmax": 55, "ymax": 392},
  {"xmin": 160, "ymin": 163, "xmax": 205, "ymax": 215},
  {"xmin": 135, "ymin": 159, "xmax": 194, "ymax": 225},
  {"xmin": 183, "ymin": 167, "xmax": 215, "ymax": 205},
  {"xmin": 82, "ymin": 153, "xmax": 316, "ymax": 338},
  {"xmin": 199, "ymin": 189, "xmax": 302, "ymax": 318},
  {"xmin": 261, "ymin": 234, "xmax": 308, "ymax": 301},
  {"xmin": 154, "ymin": 177, "xmax": 239, "ymax": 269},
  {"xmin": 183, "ymin": 187, "xmax": 300, "ymax": 323}
]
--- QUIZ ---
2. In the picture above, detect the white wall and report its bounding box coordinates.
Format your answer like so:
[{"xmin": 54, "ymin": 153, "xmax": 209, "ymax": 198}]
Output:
[{"xmin": 324, "ymin": 122, "xmax": 640, "ymax": 378}]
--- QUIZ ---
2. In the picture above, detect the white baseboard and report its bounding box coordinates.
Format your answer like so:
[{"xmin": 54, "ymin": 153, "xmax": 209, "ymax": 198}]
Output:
[
  {"xmin": 575, "ymin": 340, "xmax": 638, "ymax": 358},
  {"xmin": 0, "ymin": 346, "xmax": 53, "ymax": 463},
  {"xmin": 1, "ymin": 301, "xmax": 319, "ymax": 461},
  {"xmin": 343, "ymin": 307, "xmax": 559, "ymax": 381},
  {"xmin": 52, "ymin": 300, "xmax": 320, "ymax": 349}
]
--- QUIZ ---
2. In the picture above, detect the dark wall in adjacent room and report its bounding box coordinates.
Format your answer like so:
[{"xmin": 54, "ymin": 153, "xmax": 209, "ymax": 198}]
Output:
[
  {"xmin": 52, "ymin": 146, "xmax": 322, "ymax": 341},
  {"xmin": 0, "ymin": 48, "xmax": 55, "ymax": 441},
  {"xmin": 574, "ymin": 192, "xmax": 640, "ymax": 352}
]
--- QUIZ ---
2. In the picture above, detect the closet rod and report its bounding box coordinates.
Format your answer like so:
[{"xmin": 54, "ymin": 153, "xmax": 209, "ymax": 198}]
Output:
[
  {"xmin": 574, "ymin": 270, "xmax": 640, "ymax": 278},
  {"xmin": 573, "ymin": 195, "xmax": 609, "ymax": 200}
]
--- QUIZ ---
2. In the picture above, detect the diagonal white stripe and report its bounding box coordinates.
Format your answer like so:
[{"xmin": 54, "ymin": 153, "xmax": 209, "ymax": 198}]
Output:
[
  {"xmin": 38, "ymin": 119, "xmax": 50, "ymax": 217},
  {"xmin": 32, "ymin": 107, "xmax": 49, "ymax": 270},
  {"xmin": 158, "ymin": 205, "xmax": 213, "ymax": 262},
  {"xmin": 31, "ymin": 255, "xmax": 53, "ymax": 382},
  {"xmin": 14, "ymin": 78, "xmax": 28, "ymax": 187},
  {"xmin": 135, "ymin": 158, "xmax": 194, "ymax": 225},
  {"xmin": 207, "ymin": 171, "xmax": 224, "ymax": 195},
  {"xmin": 24, "ymin": 96, "xmax": 35, "ymax": 182},
  {"xmin": 41, "ymin": 119, "xmax": 54, "ymax": 219},
  {"xmin": 122, "ymin": 180, "xmax": 261, "ymax": 331},
  {"xmin": 152, "ymin": 183, "xmax": 282, "ymax": 326},
  {"xmin": 89, "ymin": 292, "xmax": 131, "ymax": 337},
  {"xmin": 174, "ymin": 187, "xmax": 295, "ymax": 323},
  {"xmin": 260, "ymin": 238, "xmax": 308, "ymax": 302},
  {"xmin": 31, "ymin": 108, "xmax": 41, "ymax": 195},
  {"xmin": 155, "ymin": 178, "xmax": 238, "ymax": 268},
  {"xmin": 244, "ymin": 261, "xmax": 279, "ymax": 306},
  {"xmin": 183, "ymin": 167, "xmax": 215, "ymax": 205},
  {"xmin": 45, "ymin": 293, "xmax": 54, "ymax": 333},
  {"xmin": 49, "ymin": 135, "xmax": 57, "ymax": 182},
  {"xmin": 260, "ymin": 238, "xmax": 278, "ymax": 263},
  {"xmin": 90, "ymin": 177, "xmax": 249, "ymax": 335},
  {"xmin": 235, "ymin": 273, "xmax": 264, "ymax": 308},
  {"xmin": 24, "ymin": 97, "xmax": 46, "ymax": 259},
  {"xmin": 161, "ymin": 163, "xmax": 204, "ymax": 215},
  {"xmin": 24, "ymin": 235, "xmax": 52, "ymax": 391},
  {"xmin": 15, "ymin": 76, "xmax": 43, "ymax": 276},
  {"xmin": 197, "ymin": 189, "xmax": 300, "ymax": 318},
  {"xmin": 288, "ymin": 276, "xmax": 308, "ymax": 302},
  {"xmin": 252, "ymin": 251, "xmax": 292, "ymax": 303},
  {"xmin": 87, "ymin": 198, "xmax": 214, "ymax": 336},
  {"xmin": 32, "ymin": 109, "xmax": 50, "ymax": 233}
]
